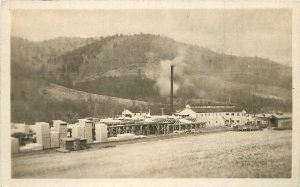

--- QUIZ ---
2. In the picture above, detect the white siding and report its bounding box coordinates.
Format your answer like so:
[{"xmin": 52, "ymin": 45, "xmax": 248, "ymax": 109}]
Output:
[{"xmin": 196, "ymin": 112, "xmax": 247, "ymax": 127}]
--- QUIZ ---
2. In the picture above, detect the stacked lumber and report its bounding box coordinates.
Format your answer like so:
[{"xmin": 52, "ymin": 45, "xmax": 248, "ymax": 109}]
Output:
[
  {"xmin": 60, "ymin": 138, "xmax": 75, "ymax": 151},
  {"xmin": 11, "ymin": 137, "xmax": 19, "ymax": 153},
  {"xmin": 117, "ymin": 133, "xmax": 135, "ymax": 140},
  {"xmin": 80, "ymin": 138, "xmax": 88, "ymax": 149},
  {"xmin": 95, "ymin": 123, "xmax": 108, "ymax": 143},
  {"xmin": 35, "ymin": 122, "xmax": 50, "ymax": 149},
  {"xmin": 108, "ymin": 137, "xmax": 122, "ymax": 142},
  {"xmin": 79, "ymin": 119, "xmax": 93, "ymax": 144},
  {"xmin": 72, "ymin": 125, "xmax": 85, "ymax": 138},
  {"xmin": 26, "ymin": 143, "xmax": 43, "ymax": 151},
  {"xmin": 53, "ymin": 120, "xmax": 68, "ymax": 143},
  {"xmin": 84, "ymin": 124, "xmax": 93, "ymax": 144},
  {"xmin": 50, "ymin": 131, "xmax": 60, "ymax": 148},
  {"xmin": 19, "ymin": 146, "xmax": 32, "ymax": 153},
  {"xmin": 73, "ymin": 138, "xmax": 81, "ymax": 151}
]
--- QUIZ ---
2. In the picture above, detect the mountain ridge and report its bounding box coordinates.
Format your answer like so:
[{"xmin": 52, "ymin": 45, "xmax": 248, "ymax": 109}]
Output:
[{"xmin": 11, "ymin": 34, "xmax": 292, "ymax": 123}]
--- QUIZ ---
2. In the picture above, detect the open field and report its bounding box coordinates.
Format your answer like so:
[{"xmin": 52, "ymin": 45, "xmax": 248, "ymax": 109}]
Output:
[
  {"xmin": 12, "ymin": 129, "xmax": 291, "ymax": 178},
  {"xmin": 43, "ymin": 83, "xmax": 150, "ymax": 105}
]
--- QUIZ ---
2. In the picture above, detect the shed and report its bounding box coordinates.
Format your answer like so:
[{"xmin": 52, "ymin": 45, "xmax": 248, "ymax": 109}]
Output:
[{"xmin": 269, "ymin": 113, "xmax": 292, "ymax": 129}]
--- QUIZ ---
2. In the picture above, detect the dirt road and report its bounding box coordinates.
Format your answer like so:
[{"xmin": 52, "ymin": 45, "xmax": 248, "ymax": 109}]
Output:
[{"xmin": 12, "ymin": 129, "xmax": 291, "ymax": 178}]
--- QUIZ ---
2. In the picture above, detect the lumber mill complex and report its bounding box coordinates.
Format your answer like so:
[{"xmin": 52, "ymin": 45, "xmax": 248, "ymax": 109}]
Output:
[{"xmin": 11, "ymin": 66, "xmax": 292, "ymax": 153}]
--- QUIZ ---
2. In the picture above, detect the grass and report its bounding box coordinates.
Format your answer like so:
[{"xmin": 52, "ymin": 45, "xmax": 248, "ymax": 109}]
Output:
[{"xmin": 11, "ymin": 129, "xmax": 291, "ymax": 178}]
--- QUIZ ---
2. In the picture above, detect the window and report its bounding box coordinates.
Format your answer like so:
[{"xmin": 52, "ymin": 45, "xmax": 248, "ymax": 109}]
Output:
[
  {"xmin": 237, "ymin": 120, "xmax": 240, "ymax": 123},
  {"xmin": 237, "ymin": 113, "xmax": 240, "ymax": 116},
  {"xmin": 226, "ymin": 113, "xmax": 229, "ymax": 115},
  {"xmin": 209, "ymin": 114, "xmax": 210, "ymax": 116},
  {"xmin": 231, "ymin": 113, "xmax": 234, "ymax": 116},
  {"xmin": 205, "ymin": 114, "xmax": 207, "ymax": 116},
  {"xmin": 201, "ymin": 114, "xmax": 203, "ymax": 117},
  {"xmin": 226, "ymin": 120, "xmax": 229, "ymax": 122},
  {"xmin": 216, "ymin": 121, "xmax": 218, "ymax": 123},
  {"xmin": 231, "ymin": 120, "xmax": 234, "ymax": 122}
]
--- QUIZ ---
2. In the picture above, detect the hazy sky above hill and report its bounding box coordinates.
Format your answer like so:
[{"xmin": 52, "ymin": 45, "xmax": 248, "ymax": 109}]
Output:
[{"xmin": 11, "ymin": 9, "xmax": 291, "ymax": 66}]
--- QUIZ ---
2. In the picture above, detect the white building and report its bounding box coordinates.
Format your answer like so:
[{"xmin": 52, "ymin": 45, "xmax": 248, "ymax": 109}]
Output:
[
  {"xmin": 177, "ymin": 105, "xmax": 247, "ymax": 127},
  {"xmin": 122, "ymin": 109, "xmax": 150, "ymax": 118}
]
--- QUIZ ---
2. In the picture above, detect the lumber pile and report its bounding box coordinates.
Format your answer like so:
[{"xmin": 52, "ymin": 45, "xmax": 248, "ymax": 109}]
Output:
[
  {"xmin": 72, "ymin": 125, "xmax": 85, "ymax": 138},
  {"xmin": 60, "ymin": 138, "xmax": 75, "ymax": 151},
  {"xmin": 53, "ymin": 120, "xmax": 68, "ymax": 140},
  {"xmin": 50, "ymin": 131, "xmax": 60, "ymax": 148},
  {"xmin": 79, "ymin": 119, "xmax": 93, "ymax": 144},
  {"xmin": 26, "ymin": 143, "xmax": 43, "ymax": 151},
  {"xmin": 80, "ymin": 138, "xmax": 88, "ymax": 149},
  {"xmin": 35, "ymin": 122, "xmax": 51, "ymax": 149},
  {"xmin": 11, "ymin": 137, "xmax": 19, "ymax": 153},
  {"xmin": 95, "ymin": 123, "xmax": 108, "ymax": 143},
  {"xmin": 74, "ymin": 138, "xmax": 81, "ymax": 151},
  {"xmin": 117, "ymin": 133, "xmax": 135, "ymax": 141},
  {"xmin": 19, "ymin": 146, "xmax": 32, "ymax": 153}
]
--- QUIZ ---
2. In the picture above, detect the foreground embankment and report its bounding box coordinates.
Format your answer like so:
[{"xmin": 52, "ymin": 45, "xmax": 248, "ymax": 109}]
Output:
[{"xmin": 12, "ymin": 129, "xmax": 291, "ymax": 178}]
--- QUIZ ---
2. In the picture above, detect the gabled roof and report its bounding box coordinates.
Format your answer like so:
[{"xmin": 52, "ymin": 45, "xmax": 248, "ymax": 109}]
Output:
[
  {"xmin": 122, "ymin": 109, "xmax": 133, "ymax": 114},
  {"xmin": 271, "ymin": 113, "xmax": 292, "ymax": 119}
]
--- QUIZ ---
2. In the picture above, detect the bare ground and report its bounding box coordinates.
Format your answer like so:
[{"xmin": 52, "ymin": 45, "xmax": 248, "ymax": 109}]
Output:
[{"xmin": 12, "ymin": 129, "xmax": 291, "ymax": 178}]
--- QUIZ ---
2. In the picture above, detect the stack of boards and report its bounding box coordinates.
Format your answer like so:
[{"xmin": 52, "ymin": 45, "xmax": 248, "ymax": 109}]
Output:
[
  {"xmin": 36, "ymin": 122, "xmax": 51, "ymax": 149},
  {"xmin": 95, "ymin": 123, "xmax": 108, "ymax": 143},
  {"xmin": 72, "ymin": 125, "xmax": 85, "ymax": 139},
  {"xmin": 19, "ymin": 143, "xmax": 43, "ymax": 153},
  {"xmin": 53, "ymin": 120, "xmax": 68, "ymax": 143},
  {"xmin": 117, "ymin": 133, "xmax": 136, "ymax": 140},
  {"xmin": 11, "ymin": 137, "xmax": 19, "ymax": 153},
  {"xmin": 108, "ymin": 133, "xmax": 136, "ymax": 142},
  {"xmin": 34, "ymin": 121, "xmax": 68, "ymax": 150},
  {"xmin": 13, "ymin": 119, "xmax": 111, "ymax": 153},
  {"xmin": 50, "ymin": 131, "xmax": 60, "ymax": 148},
  {"xmin": 78, "ymin": 119, "xmax": 93, "ymax": 144}
]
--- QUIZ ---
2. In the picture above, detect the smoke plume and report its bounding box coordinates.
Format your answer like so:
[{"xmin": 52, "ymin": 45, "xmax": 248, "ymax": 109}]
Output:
[{"xmin": 146, "ymin": 47, "xmax": 188, "ymax": 97}]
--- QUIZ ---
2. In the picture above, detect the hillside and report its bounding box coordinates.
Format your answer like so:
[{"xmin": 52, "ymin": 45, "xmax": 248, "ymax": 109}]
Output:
[
  {"xmin": 11, "ymin": 34, "xmax": 292, "ymax": 123},
  {"xmin": 11, "ymin": 78, "xmax": 151, "ymax": 123}
]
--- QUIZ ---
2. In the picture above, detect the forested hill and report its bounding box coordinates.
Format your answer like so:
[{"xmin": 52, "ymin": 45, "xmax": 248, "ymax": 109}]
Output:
[{"xmin": 11, "ymin": 34, "xmax": 292, "ymax": 123}]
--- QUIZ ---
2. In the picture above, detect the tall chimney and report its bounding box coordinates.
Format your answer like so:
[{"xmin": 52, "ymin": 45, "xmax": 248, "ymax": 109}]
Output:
[{"xmin": 170, "ymin": 65, "xmax": 174, "ymax": 115}]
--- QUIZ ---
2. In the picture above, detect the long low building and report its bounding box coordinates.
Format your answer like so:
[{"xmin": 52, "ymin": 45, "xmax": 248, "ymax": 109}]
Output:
[
  {"xmin": 176, "ymin": 105, "xmax": 248, "ymax": 127},
  {"xmin": 269, "ymin": 113, "xmax": 292, "ymax": 129}
]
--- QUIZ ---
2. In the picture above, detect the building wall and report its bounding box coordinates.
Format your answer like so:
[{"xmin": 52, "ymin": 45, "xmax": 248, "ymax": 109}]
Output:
[
  {"xmin": 196, "ymin": 112, "xmax": 247, "ymax": 127},
  {"xmin": 277, "ymin": 119, "xmax": 292, "ymax": 129},
  {"xmin": 132, "ymin": 112, "xmax": 149, "ymax": 118}
]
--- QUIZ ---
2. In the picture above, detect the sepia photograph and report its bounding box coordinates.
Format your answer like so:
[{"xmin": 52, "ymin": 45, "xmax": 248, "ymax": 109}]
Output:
[{"xmin": 1, "ymin": 1, "xmax": 300, "ymax": 187}]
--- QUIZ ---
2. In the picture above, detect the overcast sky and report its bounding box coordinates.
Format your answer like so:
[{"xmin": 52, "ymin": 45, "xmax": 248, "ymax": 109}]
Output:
[{"xmin": 11, "ymin": 9, "xmax": 291, "ymax": 66}]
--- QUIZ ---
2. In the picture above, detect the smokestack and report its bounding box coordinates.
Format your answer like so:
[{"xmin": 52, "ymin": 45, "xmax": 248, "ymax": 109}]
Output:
[{"xmin": 170, "ymin": 65, "xmax": 174, "ymax": 115}]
